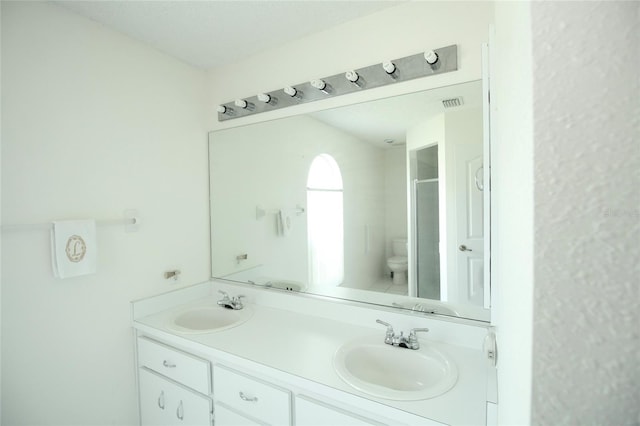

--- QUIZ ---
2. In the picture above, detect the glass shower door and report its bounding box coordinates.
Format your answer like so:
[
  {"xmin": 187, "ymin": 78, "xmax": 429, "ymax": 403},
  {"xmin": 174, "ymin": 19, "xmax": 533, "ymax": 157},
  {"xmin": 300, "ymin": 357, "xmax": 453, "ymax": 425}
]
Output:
[{"xmin": 415, "ymin": 179, "xmax": 440, "ymax": 299}]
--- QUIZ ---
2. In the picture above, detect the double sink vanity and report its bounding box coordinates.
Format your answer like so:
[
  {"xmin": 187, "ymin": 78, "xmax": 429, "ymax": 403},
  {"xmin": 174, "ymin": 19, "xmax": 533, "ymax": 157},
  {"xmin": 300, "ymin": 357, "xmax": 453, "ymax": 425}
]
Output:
[
  {"xmin": 133, "ymin": 63, "xmax": 497, "ymax": 425},
  {"xmin": 132, "ymin": 280, "xmax": 496, "ymax": 426}
]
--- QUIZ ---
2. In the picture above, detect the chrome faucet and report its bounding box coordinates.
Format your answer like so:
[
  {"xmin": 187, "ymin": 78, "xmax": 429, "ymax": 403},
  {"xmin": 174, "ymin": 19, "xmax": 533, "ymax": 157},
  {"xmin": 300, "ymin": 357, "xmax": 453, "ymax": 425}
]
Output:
[
  {"xmin": 376, "ymin": 319, "xmax": 429, "ymax": 350},
  {"xmin": 217, "ymin": 290, "xmax": 245, "ymax": 310}
]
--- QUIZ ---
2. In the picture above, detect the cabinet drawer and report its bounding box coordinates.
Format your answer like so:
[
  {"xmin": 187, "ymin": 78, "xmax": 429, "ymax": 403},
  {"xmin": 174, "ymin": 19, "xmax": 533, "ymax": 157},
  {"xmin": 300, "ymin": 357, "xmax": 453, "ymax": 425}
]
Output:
[
  {"xmin": 139, "ymin": 367, "xmax": 212, "ymax": 426},
  {"xmin": 213, "ymin": 365, "xmax": 291, "ymax": 425},
  {"xmin": 138, "ymin": 337, "xmax": 211, "ymax": 394},
  {"xmin": 295, "ymin": 395, "xmax": 384, "ymax": 426}
]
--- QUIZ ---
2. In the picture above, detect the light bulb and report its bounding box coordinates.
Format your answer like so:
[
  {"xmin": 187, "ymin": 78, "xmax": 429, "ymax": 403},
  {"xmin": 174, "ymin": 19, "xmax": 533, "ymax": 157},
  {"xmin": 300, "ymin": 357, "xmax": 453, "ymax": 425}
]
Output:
[
  {"xmin": 424, "ymin": 50, "xmax": 439, "ymax": 65},
  {"xmin": 345, "ymin": 70, "xmax": 364, "ymax": 88},
  {"xmin": 382, "ymin": 61, "xmax": 399, "ymax": 80},
  {"xmin": 234, "ymin": 99, "xmax": 255, "ymax": 111},
  {"xmin": 310, "ymin": 79, "xmax": 327, "ymax": 90},
  {"xmin": 382, "ymin": 61, "xmax": 396, "ymax": 74},
  {"xmin": 217, "ymin": 105, "xmax": 235, "ymax": 115},
  {"xmin": 345, "ymin": 70, "xmax": 359, "ymax": 83},
  {"xmin": 310, "ymin": 79, "xmax": 331, "ymax": 94},
  {"xmin": 284, "ymin": 86, "xmax": 302, "ymax": 100},
  {"xmin": 257, "ymin": 93, "xmax": 277, "ymax": 105}
]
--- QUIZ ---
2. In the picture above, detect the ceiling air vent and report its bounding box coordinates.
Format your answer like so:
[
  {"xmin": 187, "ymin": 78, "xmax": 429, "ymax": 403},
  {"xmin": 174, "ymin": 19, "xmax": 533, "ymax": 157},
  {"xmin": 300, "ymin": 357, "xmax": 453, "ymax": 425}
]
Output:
[{"xmin": 442, "ymin": 97, "xmax": 463, "ymax": 108}]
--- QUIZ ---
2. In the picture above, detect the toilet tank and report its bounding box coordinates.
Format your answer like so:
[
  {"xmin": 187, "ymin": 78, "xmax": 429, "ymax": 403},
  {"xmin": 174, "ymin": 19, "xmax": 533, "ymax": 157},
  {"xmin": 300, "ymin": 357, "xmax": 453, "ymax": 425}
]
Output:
[{"xmin": 391, "ymin": 238, "xmax": 408, "ymax": 256}]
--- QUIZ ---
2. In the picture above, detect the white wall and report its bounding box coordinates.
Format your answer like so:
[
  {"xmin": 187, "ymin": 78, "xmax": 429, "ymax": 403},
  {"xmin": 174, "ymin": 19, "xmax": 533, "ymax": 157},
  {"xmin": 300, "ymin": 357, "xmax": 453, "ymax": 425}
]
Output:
[
  {"xmin": 0, "ymin": 1, "xmax": 3, "ymax": 416},
  {"xmin": 530, "ymin": 2, "xmax": 639, "ymax": 424},
  {"xmin": 1, "ymin": 2, "xmax": 210, "ymax": 425},
  {"xmin": 491, "ymin": 2, "xmax": 535, "ymax": 424},
  {"xmin": 383, "ymin": 146, "xmax": 407, "ymax": 263},
  {"xmin": 0, "ymin": 2, "xmax": 497, "ymax": 424},
  {"xmin": 207, "ymin": 1, "xmax": 494, "ymax": 131}
]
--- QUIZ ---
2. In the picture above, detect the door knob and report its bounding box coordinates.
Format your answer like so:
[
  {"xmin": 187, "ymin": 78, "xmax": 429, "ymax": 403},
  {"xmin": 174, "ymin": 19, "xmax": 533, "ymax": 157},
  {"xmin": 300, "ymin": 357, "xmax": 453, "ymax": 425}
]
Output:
[{"xmin": 459, "ymin": 245, "xmax": 472, "ymax": 252}]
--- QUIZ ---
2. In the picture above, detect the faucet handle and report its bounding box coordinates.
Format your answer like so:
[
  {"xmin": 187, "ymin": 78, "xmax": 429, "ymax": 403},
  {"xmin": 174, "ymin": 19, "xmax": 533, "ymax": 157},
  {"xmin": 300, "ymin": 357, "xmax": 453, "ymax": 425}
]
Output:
[
  {"xmin": 376, "ymin": 319, "xmax": 393, "ymax": 331},
  {"xmin": 218, "ymin": 290, "xmax": 230, "ymax": 300},
  {"xmin": 409, "ymin": 327, "xmax": 429, "ymax": 338},
  {"xmin": 408, "ymin": 328, "xmax": 430, "ymax": 349},
  {"xmin": 376, "ymin": 319, "xmax": 395, "ymax": 343},
  {"xmin": 232, "ymin": 295, "xmax": 246, "ymax": 307}
]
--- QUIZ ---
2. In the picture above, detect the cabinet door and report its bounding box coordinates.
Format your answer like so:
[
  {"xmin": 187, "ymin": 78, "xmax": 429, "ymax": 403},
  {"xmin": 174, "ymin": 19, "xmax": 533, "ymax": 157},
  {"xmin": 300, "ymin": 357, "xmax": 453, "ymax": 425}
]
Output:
[
  {"xmin": 215, "ymin": 403, "xmax": 264, "ymax": 426},
  {"xmin": 139, "ymin": 367, "xmax": 212, "ymax": 426},
  {"xmin": 139, "ymin": 368, "xmax": 171, "ymax": 426},
  {"xmin": 295, "ymin": 396, "xmax": 385, "ymax": 426}
]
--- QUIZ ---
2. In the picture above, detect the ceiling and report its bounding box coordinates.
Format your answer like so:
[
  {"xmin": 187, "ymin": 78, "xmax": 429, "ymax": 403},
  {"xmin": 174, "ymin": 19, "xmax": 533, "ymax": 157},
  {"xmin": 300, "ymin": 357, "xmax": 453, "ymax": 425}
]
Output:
[
  {"xmin": 53, "ymin": 1, "xmax": 402, "ymax": 70},
  {"xmin": 310, "ymin": 80, "xmax": 482, "ymax": 148}
]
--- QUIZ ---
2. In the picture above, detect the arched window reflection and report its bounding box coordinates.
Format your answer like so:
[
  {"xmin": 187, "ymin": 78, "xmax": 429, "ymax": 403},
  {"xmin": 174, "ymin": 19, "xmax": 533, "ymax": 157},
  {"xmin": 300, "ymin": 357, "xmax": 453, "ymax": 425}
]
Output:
[{"xmin": 306, "ymin": 154, "xmax": 344, "ymax": 286}]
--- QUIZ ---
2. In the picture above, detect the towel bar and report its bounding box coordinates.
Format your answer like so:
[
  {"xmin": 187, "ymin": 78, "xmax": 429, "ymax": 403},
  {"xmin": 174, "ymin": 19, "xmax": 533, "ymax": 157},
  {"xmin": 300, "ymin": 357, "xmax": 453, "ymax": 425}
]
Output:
[{"xmin": 1, "ymin": 211, "xmax": 140, "ymax": 233}]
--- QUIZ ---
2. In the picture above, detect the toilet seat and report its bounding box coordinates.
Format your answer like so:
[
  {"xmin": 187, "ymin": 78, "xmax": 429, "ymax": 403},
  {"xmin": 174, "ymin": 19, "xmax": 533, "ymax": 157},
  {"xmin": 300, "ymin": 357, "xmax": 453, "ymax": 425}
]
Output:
[{"xmin": 387, "ymin": 256, "xmax": 408, "ymax": 266}]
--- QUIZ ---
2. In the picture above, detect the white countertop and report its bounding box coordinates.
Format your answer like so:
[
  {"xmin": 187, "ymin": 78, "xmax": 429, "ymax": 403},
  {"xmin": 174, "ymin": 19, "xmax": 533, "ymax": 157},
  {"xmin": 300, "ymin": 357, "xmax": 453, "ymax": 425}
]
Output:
[{"xmin": 133, "ymin": 291, "xmax": 489, "ymax": 425}]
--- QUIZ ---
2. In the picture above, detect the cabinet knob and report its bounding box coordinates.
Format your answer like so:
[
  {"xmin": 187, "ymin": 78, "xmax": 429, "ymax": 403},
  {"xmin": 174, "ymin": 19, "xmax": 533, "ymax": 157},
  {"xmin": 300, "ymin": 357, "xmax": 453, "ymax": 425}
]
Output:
[
  {"xmin": 157, "ymin": 391, "xmax": 165, "ymax": 410},
  {"xmin": 176, "ymin": 400, "xmax": 184, "ymax": 420},
  {"xmin": 163, "ymin": 360, "xmax": 176, "ymax": 368},
  {"xmin": 239, "ymin": 391, "xmax": 258, "ymax": 402}
]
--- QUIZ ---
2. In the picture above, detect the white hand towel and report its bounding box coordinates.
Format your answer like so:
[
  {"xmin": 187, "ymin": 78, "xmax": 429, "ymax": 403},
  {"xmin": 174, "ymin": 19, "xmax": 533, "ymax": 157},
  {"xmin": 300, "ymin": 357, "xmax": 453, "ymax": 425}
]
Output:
[
  {"xmin": 51, "ymin": 220, "xmax": 97, "ymax": 279},
  {"xmin": 276, "ymin": 210, "xmax": 284, "ymax": 236},
  {"xmin": 280, "ymin": 210, "xmax": 292, "ymax": 237}
]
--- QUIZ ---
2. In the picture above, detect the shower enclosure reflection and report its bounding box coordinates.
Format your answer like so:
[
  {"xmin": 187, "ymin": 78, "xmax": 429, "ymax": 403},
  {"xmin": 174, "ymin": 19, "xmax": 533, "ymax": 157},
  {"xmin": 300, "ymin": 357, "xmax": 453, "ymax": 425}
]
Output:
[
  {"xmin": 209, "ymin": 80, "xmax": 489, "ymax": 321},
  {"xmin": 414, "ymin": 145, "xmax": 440, "ymax": 299}
]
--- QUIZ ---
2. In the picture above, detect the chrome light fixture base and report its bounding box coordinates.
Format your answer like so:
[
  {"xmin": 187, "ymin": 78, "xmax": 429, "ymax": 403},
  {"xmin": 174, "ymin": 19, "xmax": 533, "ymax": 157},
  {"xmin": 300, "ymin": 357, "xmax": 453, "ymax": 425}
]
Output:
[{"xmin": 217, "ymin": 45, "xmax": 458, "ymax": 121}]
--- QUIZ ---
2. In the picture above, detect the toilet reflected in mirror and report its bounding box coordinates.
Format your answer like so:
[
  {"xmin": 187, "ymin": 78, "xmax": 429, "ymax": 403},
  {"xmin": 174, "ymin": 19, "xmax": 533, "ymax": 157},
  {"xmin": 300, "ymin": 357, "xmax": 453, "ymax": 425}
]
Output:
[{"xmin": 387, "ymin": 238, "xmax": 408, "ymax": 286}]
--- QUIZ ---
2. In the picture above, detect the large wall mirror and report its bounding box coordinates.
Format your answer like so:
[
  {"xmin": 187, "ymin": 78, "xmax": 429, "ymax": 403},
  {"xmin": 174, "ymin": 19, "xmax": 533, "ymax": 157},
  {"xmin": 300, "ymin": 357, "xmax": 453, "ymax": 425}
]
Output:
[{"xmin": 209, "ymin": 79, "xmax": 490, "ymax": 322}]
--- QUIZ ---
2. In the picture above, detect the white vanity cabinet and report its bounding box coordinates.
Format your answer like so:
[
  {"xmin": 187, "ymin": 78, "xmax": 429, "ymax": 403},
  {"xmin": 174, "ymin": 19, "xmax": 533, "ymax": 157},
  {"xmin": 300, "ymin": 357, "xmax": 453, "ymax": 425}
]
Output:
[
  {"xmin": 137, "ymin": 337, "xmax": 213, "ymax": 426},
  {"xmin": 135, "ymin": 334, "xmax": 450, "ymax": 426},
  {"xmin": 132, "ymin": 287, "xmax": 490, "ymax": 426}
]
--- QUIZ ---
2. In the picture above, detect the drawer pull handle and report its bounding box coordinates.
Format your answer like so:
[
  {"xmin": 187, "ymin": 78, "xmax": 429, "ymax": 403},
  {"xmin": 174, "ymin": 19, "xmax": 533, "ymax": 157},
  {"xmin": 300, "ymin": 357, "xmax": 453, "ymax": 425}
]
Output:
[
  {"xmin": 239, "ymin": 392, "xmax": 258, "ymax": 403},
  {"xmin": 176, "ymin": 400, "xmax": 184, "ymax": 421},
  {"xmin": 163, "ymin": 360, "xmax": 176, "ymax": 368},
  {"xmin": 157, "ymin": 391, "xmax": 165, "ymax": 410}
]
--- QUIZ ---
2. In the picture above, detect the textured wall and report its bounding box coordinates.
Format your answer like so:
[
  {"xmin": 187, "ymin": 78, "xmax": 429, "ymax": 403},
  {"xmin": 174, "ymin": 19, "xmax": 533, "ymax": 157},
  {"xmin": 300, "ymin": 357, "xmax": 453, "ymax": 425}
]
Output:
[{"xmin": 531, "ymin": 2, "xmax": 640, "ymax": 424}]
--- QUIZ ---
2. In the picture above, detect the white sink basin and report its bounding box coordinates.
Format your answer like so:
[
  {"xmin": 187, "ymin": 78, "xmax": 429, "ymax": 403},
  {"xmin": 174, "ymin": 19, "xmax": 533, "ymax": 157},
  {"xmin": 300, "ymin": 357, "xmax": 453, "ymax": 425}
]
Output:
[
  {"xmin": 333, "ymin": 336, "xmax": 458, "ymax": 400},
  {"xmin": 166, "ymin": 305, "xmax": 252, "ymax": 334}
]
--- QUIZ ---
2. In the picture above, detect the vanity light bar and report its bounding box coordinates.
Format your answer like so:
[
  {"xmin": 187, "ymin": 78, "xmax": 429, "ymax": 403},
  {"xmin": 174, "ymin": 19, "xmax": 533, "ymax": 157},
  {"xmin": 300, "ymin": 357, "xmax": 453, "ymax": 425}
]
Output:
[{"xmin": 217, "ymin": 45, "xmax": 458, "ymax": 121}]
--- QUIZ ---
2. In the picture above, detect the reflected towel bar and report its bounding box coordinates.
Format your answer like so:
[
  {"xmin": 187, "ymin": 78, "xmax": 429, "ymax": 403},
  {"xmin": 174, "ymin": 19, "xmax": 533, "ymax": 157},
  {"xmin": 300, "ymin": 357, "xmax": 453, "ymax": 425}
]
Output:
[{"xmin": 256, "ymin": 205, "xmax": 305, "ymax": 220}]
